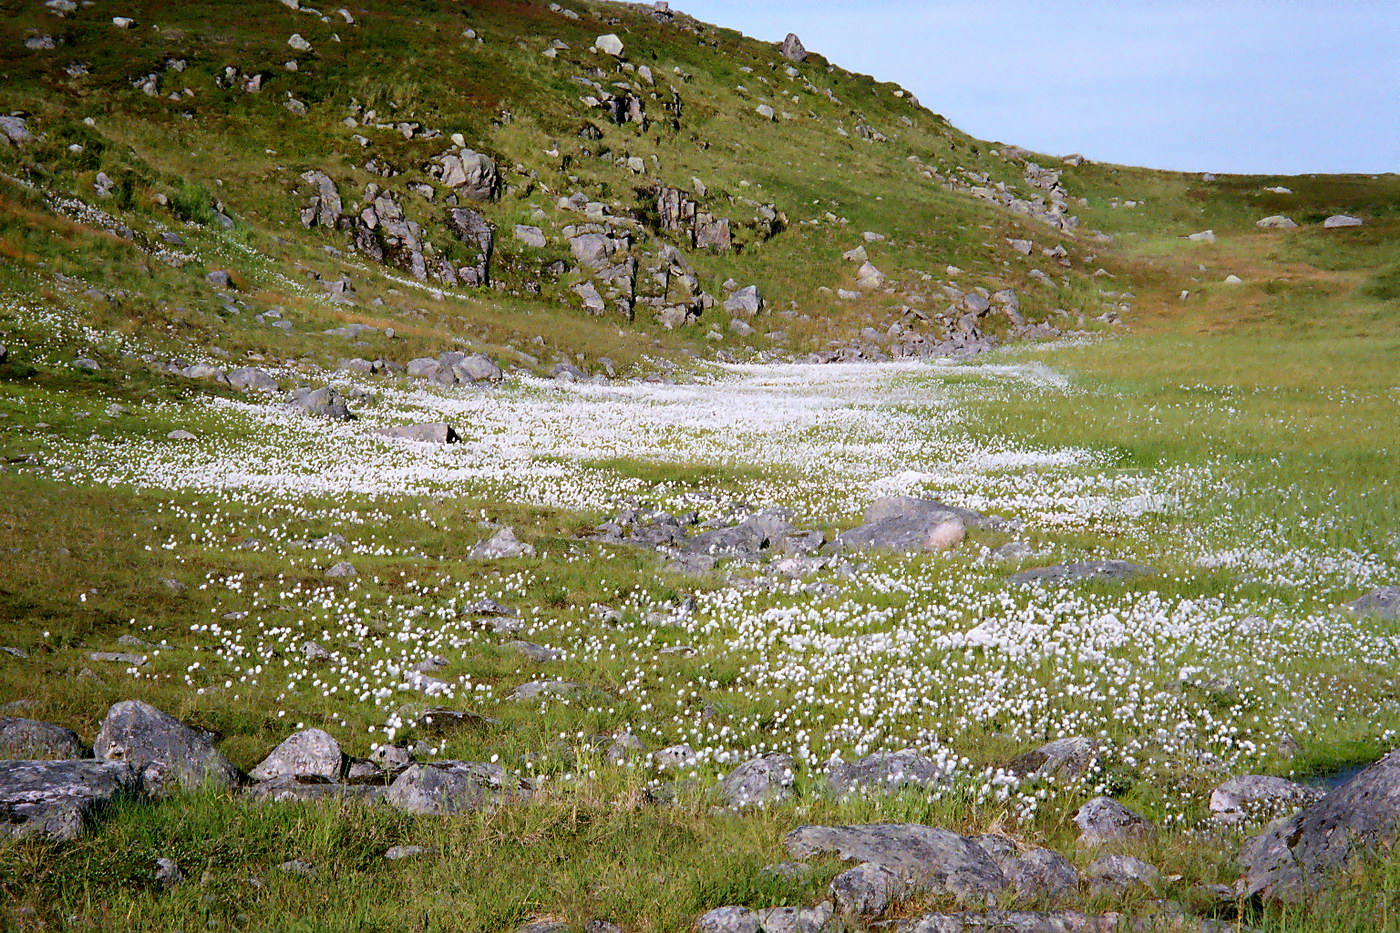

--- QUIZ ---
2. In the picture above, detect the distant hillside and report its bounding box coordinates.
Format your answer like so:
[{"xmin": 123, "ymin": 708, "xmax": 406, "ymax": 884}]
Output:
[{"xmin": 0, "ymin": 0, "xmax": 1395, "ymax": 379}]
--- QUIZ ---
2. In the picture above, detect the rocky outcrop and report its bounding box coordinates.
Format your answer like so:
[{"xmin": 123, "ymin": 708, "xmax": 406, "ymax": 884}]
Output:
[
  {"xmin": 432, "ymin": 146, "xmax": 498, "ymax": 202},
  {"xmin": 299, "ymin": 170, "xmax": 342, "ymax": 229},
  {"xmin": 446, "ymin": 207, "xmax": 494, "ymax": 286},
  {"xmin": 779, "ymin": 33, "xmax": 807, "ymax": 63},
  {"xmin": 831, "ymin": 497, "xmax": 990, "ymax": 554}
]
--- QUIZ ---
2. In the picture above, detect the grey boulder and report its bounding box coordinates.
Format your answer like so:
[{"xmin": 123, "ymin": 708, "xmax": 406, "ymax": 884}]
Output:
[
  {"xmin": 1008, "ymin": 561, "xmax": 1154, "ymax": 586},
  {"xmin": 720, "ymin": 752, "xmax": 794, "ymax": 808},
  {"xmin": 226, "ymin": 367, "xmax": 277, "ymax": 393},
  {"xmin": 831, "ymin": 496, "xmax": 975, "ymax": 553},
  {"xmin": 469, "ymin": 527, "xmax": 535, "ymax": 559},
  {"xmin": 826, "ymin": 750, "xmax": 947, "ymax": 797},
  {"xmin": 696, "ymin": 907, "xmax": 758, "ymax": 933},
  {"xmin": 92, "ymin": 700, "xmax": 241, "ymax": 795},
  {"xmin": 1072, "ymin": 797, "xmax": 1154, "ymax": 845},
  {"xmin": 1343, "ymin": 586, "xmax": 1400, "ymax": 620},
  {"xmin": 1243, "ymin": 747, "xmax": 1400, "ymax": 901},
  {"xmin": 250, "ymin": 728, "xmax": 345, "ymax": 782},
  {"xmin": 384, "ymin": 761, "xmax": 531, "ymax": 814},
  {"xmin": 1208, "ymin": 774, "xmax": 1320, "ymax": 824},
  {"xmin": 831, "ymin": 861, "xmax": 901, "ymax": 916},
  {"xmin": 290, "ymin": 386, "xmax": 354, "ymax": 421},
  {"xmin": 0, "ymin": 759, "xmax": 140, "ymax": 840},
  {"xmin": 1007, "ymin": 737, "xmax": 1097, "ymax": 781},
  {"xmin": 1006, "ymin": 848, "xmax": 1079, "ymax": 900},
  {"xmin": 1324, "ymin": 214, "xmax": 1364, "ymax": 228},
  {"xmin": 785, "ymin": 823, "xmax": 1007, "ymax": 905},
  {"xmin": 1085, "ymin": 854, "xmax": 1159, "ymax": 895}
]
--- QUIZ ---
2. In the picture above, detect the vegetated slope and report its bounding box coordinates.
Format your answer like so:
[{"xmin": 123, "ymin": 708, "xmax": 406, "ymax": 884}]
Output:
[
  {"xmin": 4, "ymin": 0, "xmax": 1389, "ymax": 381},
  {"xmin": 2, "ymin": 4, "xmax": 1400, "ymax": 933}
]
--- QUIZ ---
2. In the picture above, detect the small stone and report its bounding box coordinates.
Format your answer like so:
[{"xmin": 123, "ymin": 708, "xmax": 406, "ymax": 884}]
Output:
[
  {"xmin": 384, "ymin": 845, "xmax": 426, "ymax": 860},
  {"xmin": 325, "ymin": 561, "xmax": 357, "ymax": 578}
]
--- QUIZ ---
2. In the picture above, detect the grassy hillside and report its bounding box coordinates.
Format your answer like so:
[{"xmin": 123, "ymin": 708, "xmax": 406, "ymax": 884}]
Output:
[{"xmin": 0, "ymin": 1, "xmax": 1397, "ymax": 932}]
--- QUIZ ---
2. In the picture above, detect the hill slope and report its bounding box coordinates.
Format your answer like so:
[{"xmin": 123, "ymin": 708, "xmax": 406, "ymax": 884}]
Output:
[{"xmin": 0, "ymin": 2, "xmax": 1398, "ymax": 932}]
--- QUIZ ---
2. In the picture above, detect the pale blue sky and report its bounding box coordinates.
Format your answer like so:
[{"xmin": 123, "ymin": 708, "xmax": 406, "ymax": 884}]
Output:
[{"xmin": 681, "ymin": 0, "xmax": 1398, "ymax": 175}]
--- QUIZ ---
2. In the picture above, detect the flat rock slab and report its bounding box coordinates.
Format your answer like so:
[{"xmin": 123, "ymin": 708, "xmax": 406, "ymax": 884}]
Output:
[
  {"xmin": 785, "ymin": 823, "xmax": 1006, "ymax": 904},
  {"xmin": 384, "ymin": 761, "xmax": 531, "ymax": 814},
  {"xmin": 0, "ymin": 759, "xmax": 140, "ymax": 840},
  {"xmin": 1008, "ymin": 561, "xmax": 1155, "ymax": 586},
  {"xmin": 1243, "ymin": 747, "xmax": 1400, "ymax": 901}
]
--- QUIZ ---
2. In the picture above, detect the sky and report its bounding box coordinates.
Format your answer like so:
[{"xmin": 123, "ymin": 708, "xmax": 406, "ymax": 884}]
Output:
[{"xmin": 680, "ymin": 0, "xmax": 1398, "ymax": 176}]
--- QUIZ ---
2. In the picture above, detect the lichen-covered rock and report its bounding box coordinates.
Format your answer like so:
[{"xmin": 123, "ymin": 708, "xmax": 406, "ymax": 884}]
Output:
[
  {"xmin": 0, "ymin": 760, "xmax": 139, "ymax": 840},
  {"xmin": 385, "ymin": 761, "xmax": 531, "ymax": 814},
  {"xmin": 1072, "ymin": 797, "xmax": 1154, "ymax": 846},
  {"xmin": 720, "ymin": 752, "xmax": 793, "ymax": 808},
  {"xmin": 250, "ymin": 728, "xmax": 345, "ymax": 782},
  {"xmin": 93, "ymin": 700, "xmax": 241, "ymax": 795},
  {"xmin": 1243, "ymin": 748, "xmax": 1400, "ymax": 901},
  {"xmin": 0, "ymin": 717, "xmax": 85, "ymax": 759}
]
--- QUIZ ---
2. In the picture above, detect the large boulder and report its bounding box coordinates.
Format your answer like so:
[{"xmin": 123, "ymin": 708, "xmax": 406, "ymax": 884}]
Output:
[
  {"xmin": 93, "ymin": 700, "xmax": 241, "ymax": 794},
  {"xmin": 451, "ymin": 353, "xmax": 502, "ymax": 383},
  {"xmin": 469, "ymin": 527, "xmax": 535, "ymax": 559},
  {"xmin": 384, "ymin": 761, "xmax": 531, "ymax": 814},
  {"xmin": 779, "ymin": 33, "xmax": 807, "ymax": 62},
  {"xmin": 1007, "ymin": 737, "xmax": 1097, "ymax": 781},
  {"xmin": 0, "ymin": 760, "xmax": 140, "ymax": 840},
  {"xmin": 830, "ymin": 497, "xmax": 987, "ymax": 554},
  {"xmin": 447, "ymin": 208, "xmax": 493, "ymax": 286},
  {"xmin": 785, "ymin": 823, "xmax": 1007, "ymax": 905},
  {"xmin": 1323, "ymin": 214, "xmax": 1364, "ymax": 228},
  {"xmin": 1255, "ymin": 215, "xmax": 1298, "ymax": 230},
  {"xmin": 290, "ymin": 386, "xmax": 354, "ymax": 421},
  {"xmin": 0, "ymin": 717, "xmax": 85, "ymax": 759},
  {"xmin": 723, "ymin": 285, "xmax": 763, "ymax": 317},
  {"xmin": 826, "ymin": 750, "xmax": 947, "ymax": 797},
  {"xmin": 1243, "ymin": 748, "xmax": 1400, "ymax": 901},
  {"xmin": 720, "ymin": 752, "xmax": 794, "ymax": 808},
  {"xmin": 226, "ymin": 367, "xmax": 277, "ymax": 393},
  {"xmin": 439, "ymin": 148, "xmax": 498, "ymax": 201},
  {"xmin": 250, "ymin": 728, "xmax": 345, "ymax": 782},
  {"xmin": 1005, "ymin": 848, "xmax": 1079, "ymax": 900}
]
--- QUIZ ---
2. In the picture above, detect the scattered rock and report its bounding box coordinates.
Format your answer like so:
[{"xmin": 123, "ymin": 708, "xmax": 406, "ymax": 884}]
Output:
[
  {"xmin": 1072, "ymin": 797, "xmax": 1154, "ymax": 846},
  {"xmin": 385, "ymin": 844, "xmax": 425, "ymax": 860},
  {"xmin": 1343, "ymin": 586, "xmax": 1400, "ymax": 620},
  {"xmin": 696, "ymin": 907, "xmax": 758, "ymax": 933},
  {"xmin": 93, "ymin": 700, "xmax": 241, "ymax": 795},
  {"xmin": 226, "ymin": 367, "xmax": 277, "ymax": 393},
  {"xmin": 1007, "ymin": 737, "xmax": 1097, "ymax": 781},
  {"xmin": 1209, "ymin": 774, "xmax": 1321, "ymax": 825},
  {"xmin": 250, "ymin": 728, "xmax": 345, "ymax": 782},
  {"xmin": 1185, "ymin": 230, "xmax": 1216, "ymax": 243},
  {"xmin": 826, "ymin": 750, "xmax": 947, "ymax": 797},
  {"xmin": 205, "ymin": 270, "xmax": 234, "ymax": 289},
  {"xmin": 469, "ymin": 528, "xmax": 534, "ymax": 560},
  {"xmin": 0, "ymin": 760, "xmax": 140, "ymax": 840},
  {"xmin": 1006, "ymin": 848, "xmax": 1079, "ymax": 900},
  {"xmin": 384, "ymin": 761, "xmax": 531, "ymax": 814},
  {"xmin": 325, "ymin": 561, "xmax": 358, "ymax": 578},
  {"xmin": 780, "ymin": 33, "xmax": 807, "ymax": 63},
  {"xmin": 1085, "ymin": 854, "xmax": 1159, "ymax": 895},
  {"xmin": 290, "ymin": 386, "xmax": 354, "ymax": 421},
  {"xmin": 514, "ymin": 224, "xmax": 547, "ymax": 248},
  {"xmin": 0, "ymin": 717, "xmax": 85, "ymax": 759},
  {"xmin": 831, "ymin": 861, "xmax": 901, "ymax": 916},
  {"xmin": 594, "ymin": 34, "xmax": 624, "ymax": 57},
  {"xmin": 376, "ymin": 423, "xmax": 460, "ymax": 444},
  {"xmin": 505, "ymin": 641, "xmax": 564, "ymax": 662},
  {"xmin": 1323, "ymin": 214, "xmax": 1363, "ymax": 228},
  {"xmin": 154, "ymin": 856, "xmax": 184, "ymax": 887},
  {"xmin": 1256, "ymin": 215, "xmax": 1298, "ymax": 229},
  {"xmin": 510, "ymin": 680, "xmax": 585, "ymax": 702},
  {"xmin": 1008, "ymin": 561, "xmax": 1154, "ymax": 586},
  {"xmin": 785, "ymin": 823, "xmax": 1007, "ymax": 905},
  {"xmin": 720, "ymin": 752, "xmax": 794, "ymax": 808}
]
